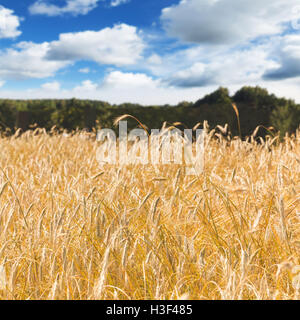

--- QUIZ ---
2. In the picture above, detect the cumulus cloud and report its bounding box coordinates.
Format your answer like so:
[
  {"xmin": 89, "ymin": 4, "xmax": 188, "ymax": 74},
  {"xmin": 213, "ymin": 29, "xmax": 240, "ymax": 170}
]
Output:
[
  {"xmin": 161, "ymin": 0, "xmax": 300, "ymax": 44},
  {"xmin": 110, "ymin": 0, "xmax": 130, "ymax": 7},
  {"xmin": 166, "ymin": 44, "xmax": 276, "ymax": 87},
  {"xmin": 0, "ymin": 24, "xmax": 144, "ymax": 80},
  {"xmin": 0, "ymin": 42, "xmax": 70, "ymax": 80},
  {"xmin": 263, "ymin": 35, "xmax": 300, "ymax": 80},
  {"xmin": 168, "ymin": 62, "xmax": 214, "ymax": 87},
  {"xmin": 158, "ymin": 0, "xmax": 300, "ymax": 83},
  {"xmin": 41, "ymin": 81, "xmax": 61, "ymax": 91},
  {"xmin": 79, "ymin": 67, "xmax": 91, "ymax": 73},
  {"xmin": 86, "ymin": 71, "xmax": 217, "ymax": 104},
  {"xmin": 144, "ymin": 45, "xmax": 210, "ymax": 79},
  {"xmin": 140, "ymin": 39, "xmax": 277, "ymax": 89},
  {"xmin": 74, "ymin": 80, "xmax": 98, "ymax": 91},
  {"xmin": 147, "ymin": 54, "xmax": 162, "ymax": 65},
  {"xmin": 29, "ymin": 0, "xmax": 100, "ymax": 16},
  {"xmin": 101, "ymin": 71, "xmax": 159, "ymax": 88},
  {"xmin": 47, "ymin": 24, "xmax": 145, "ymax": 66},
  {"xmin": 0, "ymin": 5, "xmax": 22, "ymax": 39}
]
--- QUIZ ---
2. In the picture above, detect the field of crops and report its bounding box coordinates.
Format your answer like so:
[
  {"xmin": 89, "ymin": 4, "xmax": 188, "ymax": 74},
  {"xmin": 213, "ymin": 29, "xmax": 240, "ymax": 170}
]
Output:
[{"xmin": 0, "ymin": 126, "xmax": 299, "ymax": 300}]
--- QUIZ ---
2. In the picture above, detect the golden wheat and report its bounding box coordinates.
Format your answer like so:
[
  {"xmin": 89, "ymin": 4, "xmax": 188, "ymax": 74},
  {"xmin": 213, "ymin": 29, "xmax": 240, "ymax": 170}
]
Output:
[{"xmin": 0, "ymin": 126, "xmax": 298, "ymax": 300}]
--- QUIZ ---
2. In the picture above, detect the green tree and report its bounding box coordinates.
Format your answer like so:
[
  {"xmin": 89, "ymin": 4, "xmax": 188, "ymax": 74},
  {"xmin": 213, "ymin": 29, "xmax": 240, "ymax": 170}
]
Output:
[
  {"xmin": 194, "ymin": 87, "xmax": 231, "ymax": 106},
  {"xmin": 233, "ymin": 86, "xmax": 278, "ymax": 110},
  {"xmin": 270, "ymin": 103, "xmax": 300, "ymax": 137}
]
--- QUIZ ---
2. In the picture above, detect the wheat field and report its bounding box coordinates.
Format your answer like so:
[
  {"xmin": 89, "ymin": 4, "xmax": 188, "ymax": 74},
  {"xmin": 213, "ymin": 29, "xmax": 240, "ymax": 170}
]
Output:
[{"xmin": 0, "ymin": 125, "xmax": 299, "ymax": 300}]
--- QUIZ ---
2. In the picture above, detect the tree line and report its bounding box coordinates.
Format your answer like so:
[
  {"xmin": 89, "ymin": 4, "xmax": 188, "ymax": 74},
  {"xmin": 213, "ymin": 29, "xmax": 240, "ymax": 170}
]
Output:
[{"xmin": 0, "ymin": 86, "xmax": 299, "ymax": 138}]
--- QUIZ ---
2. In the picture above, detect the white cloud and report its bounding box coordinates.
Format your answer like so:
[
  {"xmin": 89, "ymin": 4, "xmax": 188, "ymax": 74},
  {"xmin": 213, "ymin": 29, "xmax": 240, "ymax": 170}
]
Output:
[
  {"xmin": 0, "ymin": 42, "xmax": 71, "ymax": 80},
  {"xmin": 144, "ymin": 44, "xmax": 232, "ymax": 81},
  {"xmin": 29, "ymin": 0, "xmax": 100, "ymax": 16},
  {"xmin": 0, "ymin": 72, "xmax": 214, "ymax": 104},
  {"xmin": 110, "ymin": 0, "xmax": 130, "ymax": 7},
  {"xmin": 147, "ymin": 54, "xmax": 162, "ymax": 65},
  {"xmin": 168, "ymin": 62, "xmax": 213, "ymax": 87},
  {"xmin": 41, "ymin": 81, "xmax": 61, "ymax": 91},
  {"xmin": 47, "ymin": 24, "xmax": 145, "ymax": 66},
  {"xmin": 166, "ymin": 43, "xmax": 277, "ymax": 87},
  {"xmin": 79, "ymin": 67, "xmax": 90, "ymax": 73},
  {"xmin": 161, "ymin": 0, "xmax": 300, "ymax": 44},
  {"xmin": 74, "ymin": 80, "xmax": 98, "ymax": 91},
  {"xmin": 102, "ymin": 71, "xmax": 159, "ymax": 88},
  {"xmin": 0, "ymin": 5, "xmax": 22, "ymax": 39},
  {"xmin": 158, "ymin": 0, "xmax": 300, "ymax": 83},
  {"xmin": 0, "ymin": 80, "xmax": 5, "ymax": 88},
  {"xmin": 2, "ymin": 71, "xmax": 300, "ymax": 104},
  {"xmin": 263, "ymin": 34, "xmax": 300, "ymax": 80},
  {"xmin": 0, "ymin": 24, "xmax": 144, "ymax": 80}
]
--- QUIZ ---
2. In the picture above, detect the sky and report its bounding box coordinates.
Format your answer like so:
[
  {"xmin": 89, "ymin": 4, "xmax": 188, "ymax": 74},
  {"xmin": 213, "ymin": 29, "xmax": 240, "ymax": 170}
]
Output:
[{"xmin": 1, "ymin": 0, "xmax": 300, "ymax": 105}]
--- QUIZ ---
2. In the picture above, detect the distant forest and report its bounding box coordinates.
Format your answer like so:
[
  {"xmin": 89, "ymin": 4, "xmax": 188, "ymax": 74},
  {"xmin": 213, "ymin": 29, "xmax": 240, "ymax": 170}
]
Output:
[{"xmin": 0, "ymin": 86, "xmax": 299, "ymax": 138}]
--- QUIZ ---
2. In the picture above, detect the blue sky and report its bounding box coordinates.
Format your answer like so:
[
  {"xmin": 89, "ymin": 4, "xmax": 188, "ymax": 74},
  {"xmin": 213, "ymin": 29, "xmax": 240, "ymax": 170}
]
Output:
[{"xmin": 1, "ymin": 0, "xmax": 300, "ymax": 104}]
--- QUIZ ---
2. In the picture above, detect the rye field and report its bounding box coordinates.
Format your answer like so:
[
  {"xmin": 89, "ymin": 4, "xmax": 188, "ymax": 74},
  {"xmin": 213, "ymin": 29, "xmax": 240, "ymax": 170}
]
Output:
[{"xmin": 0, "ymin": 125, "xmax": 299, "ymax": 300}]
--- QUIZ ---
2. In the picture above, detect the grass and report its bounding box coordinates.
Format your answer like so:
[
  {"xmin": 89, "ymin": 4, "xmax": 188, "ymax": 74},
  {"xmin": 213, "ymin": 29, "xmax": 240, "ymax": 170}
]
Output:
[{"xmin": 0, "ymin": 125, "xmax": 299, "ymax": 300}]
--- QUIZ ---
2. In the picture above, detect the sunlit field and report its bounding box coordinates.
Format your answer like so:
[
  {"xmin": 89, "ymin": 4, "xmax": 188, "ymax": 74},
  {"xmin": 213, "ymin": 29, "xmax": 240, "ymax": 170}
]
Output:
[{"xmin": 0, "ymin": 125, "xmax": 299, "ymax": 300}]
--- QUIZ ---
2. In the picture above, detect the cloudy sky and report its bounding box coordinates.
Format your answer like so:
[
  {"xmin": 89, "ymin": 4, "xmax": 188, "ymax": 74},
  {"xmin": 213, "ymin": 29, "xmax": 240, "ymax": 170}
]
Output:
[{"xmin": 1, "ymin": 0, "xmax": 300, "ymax": 104}]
